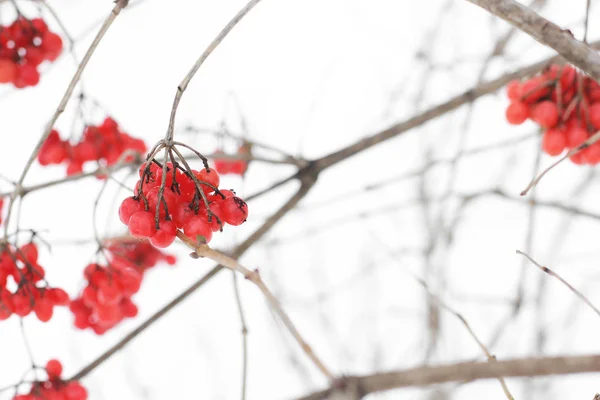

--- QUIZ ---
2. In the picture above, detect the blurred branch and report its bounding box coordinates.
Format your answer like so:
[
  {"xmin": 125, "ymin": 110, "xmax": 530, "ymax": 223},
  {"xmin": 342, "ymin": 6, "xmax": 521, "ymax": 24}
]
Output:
[
  {"xmin": 466, "ymin": 0, "xmax": 600, "ymax": 80},
  {"xmin": 296, "ymin": 354, "xmax": 600, "ymax": 400}
]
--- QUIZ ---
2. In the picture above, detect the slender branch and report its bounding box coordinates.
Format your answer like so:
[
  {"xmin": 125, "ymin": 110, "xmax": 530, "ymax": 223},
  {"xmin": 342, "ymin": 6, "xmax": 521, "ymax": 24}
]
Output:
[
  {"xmin": 465, "ymin": 0, "xmax": 600, "ymax": 81},
  {"xmin": 232, "ymin": 272, "xmax": 249, "ymax": 400},
  {"xmin": 179, "ymin": 234, "xmax": 333, "ymax": 380},
  {"xmin": 163, "ymin": 0, "xmax": 264, "ymax": 143},
  {"xmin": 3, "ymin": 0, "xmax": 130, "ymax": 234},
  {"xmin": 521, "ymin": 129, "xmax": 600, "ymax": 195},
  {"xmin": 296, "ymin": 354, "xmax": 600, "ymax": 400},
  {"xmin": 517, "ymin": 250, "xmax": 600, "ymax": 318}
]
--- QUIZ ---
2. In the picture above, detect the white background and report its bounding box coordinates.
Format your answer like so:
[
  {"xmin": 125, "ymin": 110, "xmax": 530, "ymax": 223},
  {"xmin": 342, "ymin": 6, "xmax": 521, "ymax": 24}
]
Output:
[{"xmin": 1, "ymin": 0, "xmax": 600, "ymax": 399}]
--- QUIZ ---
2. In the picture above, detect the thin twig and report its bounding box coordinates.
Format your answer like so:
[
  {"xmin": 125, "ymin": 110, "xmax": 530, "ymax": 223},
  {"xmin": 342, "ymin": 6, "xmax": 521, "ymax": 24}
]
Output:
[
  {"xmin": 178, "ymin": 233, "xmax": 333, "ymax": 381},
  {"xmin": 3, "ymin": 0, "xmax": 130, "ymax": 235},
  {"xmin": 163, "ymin": 0, "xmax": 264, "ymax": 143},
  {"xmin": 232, "ymin": 272, "xmax": 249, "ymax": 400},
  {"xmin": 521, "ymin": 130, "xmax": 600, "ymax": 195},
  {"xmin": 516, "ymin": 250, "xmax": 600, "ymax": 318}
]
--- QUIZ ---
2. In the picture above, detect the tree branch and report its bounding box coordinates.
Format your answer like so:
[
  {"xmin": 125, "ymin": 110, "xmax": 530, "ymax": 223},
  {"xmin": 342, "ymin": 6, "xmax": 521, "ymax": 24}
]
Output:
[
  {"xmin": 465, "ymin": 0, "xmax": 600, "ymax": 81},
  {"xmin": 296, "ymin": 354, "xmax": 600, "ymax": 400}
]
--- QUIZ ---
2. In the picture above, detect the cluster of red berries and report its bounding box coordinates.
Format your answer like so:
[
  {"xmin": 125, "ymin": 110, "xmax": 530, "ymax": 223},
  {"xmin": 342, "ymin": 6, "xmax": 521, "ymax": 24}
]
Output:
[
  {"xmin": 0, "ymin": 243, "xmax": 70, "ymax": 322},
  {"xmin": 69, "ymin": 239, "xmax": 176, "ymax": 335},
  {"xmin": 213, "ymin": 144, "xmax": 250, "ymax": 175},
  {"xmin": 119, "ymin": 162, "xmax": 249, "ymax": 248},
  {"xmin": 505, "ymin": 64, "xmax": 600, "ymax": 164},
  {"xmin": 0, "ymin": 17, "xmax": 63, "ymax": 88},
  {"xmin": 38, "ymin": 118, "xmax": 147, "ymax": 176},
  {"xmin": 13, "ymin": 359, "xmax": 88, "ymax": 400}
]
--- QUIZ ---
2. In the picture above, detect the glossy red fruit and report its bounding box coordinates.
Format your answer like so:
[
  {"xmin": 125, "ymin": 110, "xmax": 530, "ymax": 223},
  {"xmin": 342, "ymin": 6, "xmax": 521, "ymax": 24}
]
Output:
[
  {"xmin": 220, "ymin": 196, "xmax": 248, "ymax": 226},
  {"xmin": 542, "ymin": 128, "xmax": 567, "ymax": 156},
  {"xmin": 589, "ymin": 103, "xmax": 600, "ymax": 129},
  {"xmin": 530, "ymin": 101, "xmax": 559, "ymax": 128},
  {"xmin": 64, "ymin": 382, "xmax": 88, "ymax": 400},
  {"xmin": 48, "ymin": 288, "xmax": 70, "ymax": 306},
  {"xmin": 146, "ymin": 187, "xmax": 177, "ymax": 218},
  {"xmin": 505, "ymin": 101, "xmax": 529, "ymax": 125},
  {"xmin": 41, "ymin": 31, "xmax": 63, "ymax": 61},
  {"xmin": 128, "ymin": 211, "xmax": 157, "ymax": 238},
  {"xmin": 183, "ymin": 217, "xmax": 213, "ymax": 244},
  {"xmin": 173, "ymin": 202, "xmax": 196, "ymax": 228},
  {"xmin": 45, "ymin": 359, "xmax": 63, "ymax": 378},
  {"xmin": 15, "ymin": 64, "xmax": 40, "ymax": 87},
  {"xmin": 506, "ymin": 80, "xmax": 522, "ymax": 100},
  {"xmin": 0, "ymin": 59, "xmax": 17, "ymax": 83},
  {"xmin": 584, "ymin": 142, "xmax": 600, "ymax": 164},
  {"xmin": 196, "ymin": 168, "xmax": 220, "ymax": 190},
  {"xmin": 150, "ymin": 220, "xmax": 177, "ymax": 248},
  {"xmin": 118, "ymin": 197, "xmax": 142, "ymax": 225},
  {"xmin": 34, "ymin": 298, "xmax": 53, "ymax": 322},
  {"xmin": 566, "ymin": 126, "xmax": 588, "ymax": 148},
  {"xmin": 520, "ymin": 77, "xmax": 550, "ymax": 103}
]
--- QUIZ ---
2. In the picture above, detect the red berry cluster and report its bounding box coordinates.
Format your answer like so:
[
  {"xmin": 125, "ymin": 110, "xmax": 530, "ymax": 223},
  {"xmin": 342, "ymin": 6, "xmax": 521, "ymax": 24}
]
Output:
[
  {"xmin": 119, "ymin": 162, "xmax": 249, "ymax": 248},
  {"xmin": 0, "ymin": 243, "xmax": 69, "ymax": 322},
  {"xmin": 13, "ymin": 359, "xmax": 88, "ymax": 400},
  {"xmin": 213, "ymin": 144, "xmax": 250, "ymax": 175},
  {"xmin": 505, "ymin": 64, "xmax": 600, "ymax": 164},
  {"xmin": 69, "ymin": 239, "xmax": 176, "ymax": 335},
  {"xmin": 38, "ymin": 118, "xmax": 147, "ymax": 176},
  {"xmin": 0, "ymin": 17, "xmax": 63, "ymax": 88}
]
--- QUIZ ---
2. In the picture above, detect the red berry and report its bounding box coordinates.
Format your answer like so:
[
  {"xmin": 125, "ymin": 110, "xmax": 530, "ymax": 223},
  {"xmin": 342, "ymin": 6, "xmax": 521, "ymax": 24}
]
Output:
[
  {"xmin": 41, "ymin": 31, "xmax": 63, "ymax": 61},
  {"xmin": 45, "ymin": 359, "xmax": 63, "ymax": 378},
  {"xmin": 146, "ymin": 187, "xmax": 177, "ymax": 218},
  {"xmin": 183, "ymin": 217, "xmax": 213, "ymax": 244},
  {"xmin": 589, "ymin": 103, "xmax": 600, "ymax": 129},
  {"xmin": 118, "ymin": 197, "xmax": 142, "ymax": 225},
  {"xmin": 566, "ymin": 126, "xmax": 588, "ymax": 148},
  {"xmin": 195, "ymin": 168, "xmax": 220, "ymax": 190},
  {"xmin": 220, "ymin": 196, "xmax": 248, "ymax": 226},
  {"xmin": 48, "ymin": 288, "xmax": 70, "ymax": 306},
  {"xmin": 64, "ymin": 382, "xmax": 88, "ymax": 400},
  {"xmin": 542, "ymin": 128, "xmax": 567, "ymax": 156},
  {"xmin": 34, "ymin": 297, "xmax": 54, "ymax": 322},
  {"xmin": 530, "ymin": 101, "xmax": 559, "ymax": 128},
  {"xmin": 506, "ymin": 80, "xmax": 522, "ymax": 100},
  {"xmin": 128, "ymin": 211, "xmax": 157, "ymax": 238},
  {"xmin": 0, "ymin": 59, "xmax": 17, "ymax": 83},
  {"xmin": 173, "ymin": 202, "xmax": 196, "ymax": 228},
  {"xmin": 505, "ymin": 101, "xmax": 529, "ymax": 125},
  {"xmin": 149, "ymin": 219, "xmax": 177, "ymax": 248}
]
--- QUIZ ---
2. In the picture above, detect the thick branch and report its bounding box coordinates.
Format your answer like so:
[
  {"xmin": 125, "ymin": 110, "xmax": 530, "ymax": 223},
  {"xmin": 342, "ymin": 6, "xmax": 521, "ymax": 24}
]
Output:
[
  {"xmin": 297, "ymin": 354, "xmax": 600, "ymax": 400},
  {"xmin": 465, "ymin": 0, "xmax": 600, "ymax": 80}
]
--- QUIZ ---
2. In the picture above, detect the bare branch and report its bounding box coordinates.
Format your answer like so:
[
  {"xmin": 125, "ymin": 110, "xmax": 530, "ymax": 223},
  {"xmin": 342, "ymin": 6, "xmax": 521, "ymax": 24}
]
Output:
[
  {"xmin": 465, "ymin": 0, "xmax": 600, "ymax": 80},
  {"xmin": 296, "ymin": 354, "xmax": 600, "ymax": 400},
  {"xmin": 517, "ymin": 250, "xmax": 600, "ymax": 318}
]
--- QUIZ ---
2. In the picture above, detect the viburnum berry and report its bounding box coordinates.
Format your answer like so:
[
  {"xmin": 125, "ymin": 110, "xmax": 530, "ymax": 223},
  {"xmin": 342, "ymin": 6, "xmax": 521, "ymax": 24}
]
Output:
[
  {"xmin": 0, "ymin": 59, "xmax": 17, "ymax": 83},
  {"xmin": 542, "ymin": 128, "xmax": 567, "ymax": 156},
  {"xmin": 184, "ymin": 216, "xmax": 213, "ymax": 244},
  {"xmin": 530, "ymin": 101, "xmax": 558, "ymax": 128},
  {"xmin": 127, "ymin": 211, "xmax": 156, "ymax": 239},
  {"xmin": 119, "ymin": 197, "xmax": 142, "ymax": 224},
  {"xmin": 45, "ymin": 359, "xmax": 63, "ymax": 379},
  {"xmin": 504, "ymin": 64, "xmax": 600, "ymax": 165},
  {"xmin": 505, "ymin": 101, "xmax": 529, "ymax": 125},
  {"xmin": 70, "ymin": 239, "xmax": 175, "ymax": 334},
  {"xmin": 220, "ymin": 196, "xmax": 248, "ymax": 226},
  {"xmin": 150, "ymin": 219, "xmax": 177, "ymax": 248}
]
